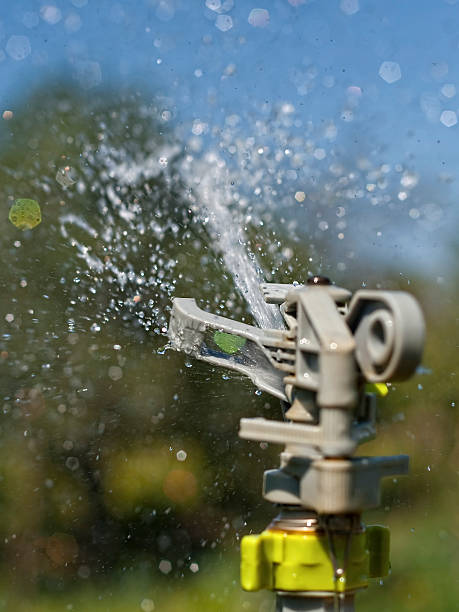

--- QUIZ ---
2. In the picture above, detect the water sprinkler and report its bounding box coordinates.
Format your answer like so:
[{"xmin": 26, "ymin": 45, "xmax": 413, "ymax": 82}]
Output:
[{"xmin": 169, "ymin": 278, "xmax": 425, "ymax": 611}]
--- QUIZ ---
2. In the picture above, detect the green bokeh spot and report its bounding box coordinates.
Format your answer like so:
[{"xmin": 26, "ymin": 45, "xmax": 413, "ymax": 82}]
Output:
[
  {"xmin": 9, "ymin": 198, "xmax": 42, "ymax": 231},
  {"xmin": 214, "ymin": 331, "xmax": 247, "ymax": 355}
]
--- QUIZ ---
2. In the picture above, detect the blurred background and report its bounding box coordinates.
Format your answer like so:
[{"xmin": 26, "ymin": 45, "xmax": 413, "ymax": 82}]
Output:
[{"xmin": 0, "ymin": 1, "xmax": 457, "ymax": 610}]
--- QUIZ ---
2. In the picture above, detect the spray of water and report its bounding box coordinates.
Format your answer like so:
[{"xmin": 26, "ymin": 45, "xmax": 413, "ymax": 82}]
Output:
[
  {"xmin": 57, "ymin": 135, "xmax": 287, "ymax": 334},
  {"xmin": 47, "ymin": 97, "xmax": 449, "ymax": 342},
  {"xmin": 179, "ymin": 151, "xmax": 284, "ymax": 329}
]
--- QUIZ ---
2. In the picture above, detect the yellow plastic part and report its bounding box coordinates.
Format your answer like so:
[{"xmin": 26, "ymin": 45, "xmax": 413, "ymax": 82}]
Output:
[
  {"xmin": 366, "ymin": 382, "xmax": 389, "ymax": 397},
  {"xmin": 241, "ymin": 525, "xmax": 390, "ymax": 593}
]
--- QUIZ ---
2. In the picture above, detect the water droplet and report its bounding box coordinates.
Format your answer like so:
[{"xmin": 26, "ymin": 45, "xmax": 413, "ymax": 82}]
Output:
[
  {"xmin": 40, "ymin": 5, "xmax": 62, "ymax": 25},
  {"xmin": 206, "ymin": 0, "xmax": 221, "ymax": 10},
  {"xmin": 248, "ymin": 8, "xmax": 270, "ymax": 28},
  {"xmin": 65, "ymin": 457, "xmax": 79, "ymax": 471},
  {"xmin": 6, "ymin": 35, "xmax": 31, "ymax": 61},
  {"xmin": 78, "ymin": 565, "xmax": 90, "ymax": 579},
  {"xmin": 340, "ymin": 0, "xmax": 359, "ymax": 15},
  {"xmin": 56, "ymin": 167, "xmax": 76, "ymax": 188},
  {"xmin": 108, "ymin": 366, "xmax": 123, "ymax": 381},
  {"xmin": 441, "ymin": 83, "xmax": 456, "ymax": 98},
  {"xmin": 295, "ymin": 191, "xmax": 306, "ymax": 202},
  {"xmin": 440, "ymin": 110, "xmax": 457, "ymax": 127},
  {"xmin": 159, "ymin": 559, "xmax": 172, "ymax": 574},
  {"xmin": 379, "ymin": 61, "xmax": 401, "ymax": 84},
  {"xmin": 176, "ymin": 450, "xmax": 187, "ymax": 462},
  {"xmin": 140, "ymin": 599, "xmax": 155, "ymax": 612},
  {"xmin": 215, "ymin": 15, "xmax": 233, "ymax": 32}
]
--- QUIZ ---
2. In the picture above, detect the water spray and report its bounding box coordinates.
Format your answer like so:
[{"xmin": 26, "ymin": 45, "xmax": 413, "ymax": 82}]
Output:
[{"xmin": 168, "ymin": 275, "xmax": 425, "ymax": 611}]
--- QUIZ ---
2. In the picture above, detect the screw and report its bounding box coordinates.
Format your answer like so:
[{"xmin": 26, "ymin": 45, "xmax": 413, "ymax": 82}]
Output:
[{"xmin": 307, "ymin": 275, "xmax": 331, "ymax": 286}]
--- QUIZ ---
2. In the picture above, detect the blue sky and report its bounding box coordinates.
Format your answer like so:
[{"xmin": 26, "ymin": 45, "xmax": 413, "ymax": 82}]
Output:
[
  {"xmin": 0, "ymin": 0, "xmax": 458, "ymax": 173},
  {"xmin": 0, "ymin": 0, "xmax": 458, "ymax": 272},
  {"xmin": 1, "ymin": 1, "xmax": 458, "ymax": 139}
]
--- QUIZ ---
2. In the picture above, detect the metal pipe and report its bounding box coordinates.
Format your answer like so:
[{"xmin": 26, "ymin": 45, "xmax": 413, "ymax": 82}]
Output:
[{"xmin": 276, "ymin": 594, "xmax": 355, "ymax": 612}]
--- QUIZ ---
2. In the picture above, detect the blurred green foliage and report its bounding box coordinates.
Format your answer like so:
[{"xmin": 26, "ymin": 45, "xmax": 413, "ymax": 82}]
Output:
[{"xmin": 0, "ymin": 82, "xmax": 457, "ymax": 611}]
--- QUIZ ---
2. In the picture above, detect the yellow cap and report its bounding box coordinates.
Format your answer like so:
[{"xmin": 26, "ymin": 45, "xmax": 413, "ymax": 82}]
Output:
[{"xmin": 241, "ymin": 525, "xmax": 390, "ymax": 593}]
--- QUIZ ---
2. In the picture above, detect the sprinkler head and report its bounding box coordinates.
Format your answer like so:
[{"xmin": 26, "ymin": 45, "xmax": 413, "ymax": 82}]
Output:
[
  {"xmin": 169, "ymin": 281, "xmax": 425, "ymax": 607},
  {"xmin": 168, "ymin": 281, "xmax": 425, "ymax": 457}
]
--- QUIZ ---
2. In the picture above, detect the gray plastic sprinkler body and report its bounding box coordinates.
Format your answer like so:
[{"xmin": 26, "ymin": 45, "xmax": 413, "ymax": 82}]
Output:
[{"xmin": 168, "ymin": 277, "xmax": 425, "ymax": 612}]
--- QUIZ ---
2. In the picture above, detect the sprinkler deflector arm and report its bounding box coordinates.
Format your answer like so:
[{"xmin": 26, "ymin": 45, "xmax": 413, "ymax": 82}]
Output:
[
  {"xmin": 169, "ymin": 296, "xmax": 289, "ymax": 400},
  {"xmin": 168, "ymin": 281, "xmax": 425, "ymax": 611}
]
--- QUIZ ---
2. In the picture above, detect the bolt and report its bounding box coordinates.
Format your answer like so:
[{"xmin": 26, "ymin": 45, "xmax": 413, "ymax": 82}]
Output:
[{"xmin": 307, "ymin": 275, "xmax": 331, "ymax": 286}]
